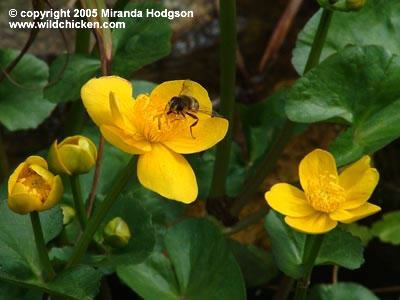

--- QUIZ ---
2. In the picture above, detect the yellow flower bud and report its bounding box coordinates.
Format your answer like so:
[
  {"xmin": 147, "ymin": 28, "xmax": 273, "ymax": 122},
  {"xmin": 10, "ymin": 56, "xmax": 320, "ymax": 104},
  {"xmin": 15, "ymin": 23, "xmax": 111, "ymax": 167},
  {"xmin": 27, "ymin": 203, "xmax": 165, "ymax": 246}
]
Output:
[
  {"xmin": 103, "ymin": 217, "xmax": 131, "ymax": 248},
  {"xmin": 346, "ymin": 0, "xmax": 366, "ymax": 10},
  {"xmin": 48, "ymin": 135, "xmax": 97, "ymax": 175},
  {"xmin": 8, "ymin": 156, "xmax": 64, "ymax": 215},
  {"xmin": 61, "ymin": 204, "xmax": 75, "ymax": 225}
]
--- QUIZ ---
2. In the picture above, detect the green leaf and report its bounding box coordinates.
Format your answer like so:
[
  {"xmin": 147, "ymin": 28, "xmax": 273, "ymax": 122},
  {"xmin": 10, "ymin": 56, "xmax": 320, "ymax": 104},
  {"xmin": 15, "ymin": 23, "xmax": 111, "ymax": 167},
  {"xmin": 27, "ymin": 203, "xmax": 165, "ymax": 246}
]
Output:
[
  {"xmin": 44, "ymin": 54, "xmax": 101, "ymax": 103},
  {"xmin": 0, "ymin": 200, "xmax": 101, "ymax": 299},
  {"xmin": 317, "ymin": 227, "xmax": 364, "ymax": 270},
  {"xmin": 228, "ymin": 240, "xmax": 279, "ymax": 287},
  {"xmin": 132, "ymin": 80, "xmax": 157, "ymax": 97},
  {"xmin": 293, "ymin": 0, "xmax": 400, "ymax": 74},
  {"xmin": 112, "ymin": 3, "xmax": 172, "ymax": 76},
  {"xmin": 342, "ymin": 223, "xmax": 373, "ymax": 247},
  {"xmin": 0, "ymin": 265, "xmax": 102, "ymax": 300},
  {"xmin": 0, "ymin": 282, "xmax": 42, "ymax": 300},
  {"xmin": 117, "ymin": 253, "xmax": 180, "ymax": 300},
  {"xmin": 371, "ymin": 210, "xmax": 400, "ymax": 245},
  {"xmin": 0, "ymin": 49, "xmax": 55, "ymax": 130},
  {"xmin": 90, "ymin": 193, "xmax": 156, "ymax": 267},
  {"xmin": 309, "ymin": 283, "xmax": 378, "ymax": 300},
  {"xmin": 117, "ymin": 218, "xmax": 246, "ymax": 300},
  {"xmin": 264, "ymin": 210, "xmax": 305, "ymax": 279},
  {"xmin": 286, "ymin": 45, "xmax": 400, "ymax": 166},
  {"xmin": 0, "ymin": 201, "xmax": 62, "ymax": 278},
  {"xmin": 264, "ymin": 211, "xmax": 364, "ymax": 277}
]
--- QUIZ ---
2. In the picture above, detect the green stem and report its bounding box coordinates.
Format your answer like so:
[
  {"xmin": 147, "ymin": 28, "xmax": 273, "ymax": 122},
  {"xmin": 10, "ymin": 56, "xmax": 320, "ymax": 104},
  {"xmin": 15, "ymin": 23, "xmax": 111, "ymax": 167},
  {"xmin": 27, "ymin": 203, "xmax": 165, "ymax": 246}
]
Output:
[
  {"xmin": 294, "ymin": 234, "xmax": 324, "ymax": 300},
  {"xmin": 0, "ymin": 129, "xmax": 9, "ymax": 182},
  {"xmin": 66, "ymin": 156, "xmax": 137, "ymax": 267},
  {"xmin": 208, "ymin": 0, "xmax": 237, "ymax": 200},
  {"xmin": 30, "ymin": 211, "xmax": 56, "ymax": 281},
  {"xmin": 303, "ymin": 9, "xmax": 333, "ymax": 74},
  {"xmin": 70, "ymin": 175, "xmax": 88, "ymax": 230},
  {"xmin": 230, "ymin": 8, "xmax": 334, "ymax": 217}
]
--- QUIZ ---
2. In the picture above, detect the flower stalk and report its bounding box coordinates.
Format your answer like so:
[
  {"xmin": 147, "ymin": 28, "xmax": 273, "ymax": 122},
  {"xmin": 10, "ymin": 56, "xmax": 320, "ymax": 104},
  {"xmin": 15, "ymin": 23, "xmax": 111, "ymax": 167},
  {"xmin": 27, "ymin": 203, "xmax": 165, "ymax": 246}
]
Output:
[
  {"xmin": 294, "ymin": 234, "xmax": 324, "ymax": 300},
  {"xmin": 230, "ymin": 8, "xmax": 334, "ymax": 217},
  {"xmin": 66, "ymin": 155, "xmax": 137, "ymax": 267},
  {"xmin": 208, "ymin": 0, "xmax": 237, "ymax": 212},
  {"xmin": 70, "ymin": 175, "xmax": 88, "ymax": 230},
  {"xmin": 30, "ymin": 211, "xmax": 56, "ymax": 281}
]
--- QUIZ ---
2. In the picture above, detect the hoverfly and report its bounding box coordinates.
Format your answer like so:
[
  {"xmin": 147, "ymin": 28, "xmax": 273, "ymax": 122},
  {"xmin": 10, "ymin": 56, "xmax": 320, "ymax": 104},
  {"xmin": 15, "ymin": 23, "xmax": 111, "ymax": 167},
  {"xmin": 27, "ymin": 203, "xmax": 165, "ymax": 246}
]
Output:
[{"xmin": 165, "ymin": 80, "xmax": 216, "ymax": 138}]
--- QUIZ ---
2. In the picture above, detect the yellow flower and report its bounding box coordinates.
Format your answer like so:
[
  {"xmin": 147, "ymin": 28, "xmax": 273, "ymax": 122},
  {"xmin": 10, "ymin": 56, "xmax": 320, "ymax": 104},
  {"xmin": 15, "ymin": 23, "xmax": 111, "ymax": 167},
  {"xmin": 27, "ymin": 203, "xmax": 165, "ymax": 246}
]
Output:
[
  {"xmin": 81, "ymin": 76, "xmax": 228, "ymax": 203},
  {"xmin": 265, "ymin": 149, "xmax": 380, "ymax": 234},
  {"xmin": 8, "ymin": 156, "xmax": 64, "ymax": 215},
  {"xmin": 48, "ymin": 135, "xmax": 98, "ymax": 175}
]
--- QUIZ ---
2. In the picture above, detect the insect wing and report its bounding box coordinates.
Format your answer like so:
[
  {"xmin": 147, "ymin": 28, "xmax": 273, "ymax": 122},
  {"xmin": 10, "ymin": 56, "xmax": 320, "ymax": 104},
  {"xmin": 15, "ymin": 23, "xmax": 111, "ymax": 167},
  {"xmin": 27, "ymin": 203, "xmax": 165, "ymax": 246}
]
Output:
[
  {"xmin": 197, "ymin": 108, "xmax": 223, "ymax": 118},
  {"xmin": 179, "ymin": 80, "xmax": 195, "ymax": 96}
]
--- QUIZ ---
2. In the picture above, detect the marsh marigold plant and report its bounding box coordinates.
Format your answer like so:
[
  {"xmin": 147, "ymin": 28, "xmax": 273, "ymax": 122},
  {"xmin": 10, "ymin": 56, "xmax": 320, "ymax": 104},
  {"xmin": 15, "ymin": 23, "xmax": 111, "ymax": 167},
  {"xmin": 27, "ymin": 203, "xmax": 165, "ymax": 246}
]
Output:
[
  {"xmin": 265, "ymin": 149, "xmax": 380, "ymax": 234},
  {"xmin": 81, "ymin": 76, "xmax": 228, "ymax": 203}
]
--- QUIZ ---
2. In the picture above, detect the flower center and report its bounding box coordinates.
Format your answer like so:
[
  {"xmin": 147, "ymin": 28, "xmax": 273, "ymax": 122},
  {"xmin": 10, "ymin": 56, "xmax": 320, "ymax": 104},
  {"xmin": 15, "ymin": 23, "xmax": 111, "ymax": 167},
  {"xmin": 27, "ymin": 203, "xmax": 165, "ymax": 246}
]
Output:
[
  {"xmin": 18, "ymin": 168, "xmax": 51, "ymax": 203},
  {"xmin": 305, "ymin": 172, "xmax": 345, "ymax": 213},
  {"xmin": 132, "ymin": 95, "xmax": 189, "ymax": 143}
]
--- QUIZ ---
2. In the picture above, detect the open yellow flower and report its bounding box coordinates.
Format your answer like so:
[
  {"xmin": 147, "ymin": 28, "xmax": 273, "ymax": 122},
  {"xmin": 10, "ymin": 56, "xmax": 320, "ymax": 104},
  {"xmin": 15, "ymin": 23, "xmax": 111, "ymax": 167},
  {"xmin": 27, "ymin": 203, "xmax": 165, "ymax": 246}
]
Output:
[
  {"xmin": 265, "ymin": 149, "xmax": 380, "ymax": 234},
  {"xmin": 8, "ymin": 156, "xmax": 64, "ymax": 215},
  {"xmin": 81, "ymin": 76, "xmax": 228, "ymax": 203}
]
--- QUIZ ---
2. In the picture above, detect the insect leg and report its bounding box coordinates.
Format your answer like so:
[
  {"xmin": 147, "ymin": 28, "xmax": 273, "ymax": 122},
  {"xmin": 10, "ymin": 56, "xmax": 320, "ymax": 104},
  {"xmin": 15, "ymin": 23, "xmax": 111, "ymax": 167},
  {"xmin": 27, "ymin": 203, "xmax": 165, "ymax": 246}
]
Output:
[{"xmin": 186, "ymin": 112, "xmax": 199, "ymax": 138}]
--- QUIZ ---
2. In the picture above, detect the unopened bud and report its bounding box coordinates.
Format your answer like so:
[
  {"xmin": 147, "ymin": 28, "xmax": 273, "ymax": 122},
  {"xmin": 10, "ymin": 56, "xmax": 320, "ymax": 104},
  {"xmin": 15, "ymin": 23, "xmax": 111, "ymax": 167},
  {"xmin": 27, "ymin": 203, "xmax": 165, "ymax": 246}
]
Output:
[{"xmin": 103, "ymin": 217, "xmax": 131, "ymax": 248}]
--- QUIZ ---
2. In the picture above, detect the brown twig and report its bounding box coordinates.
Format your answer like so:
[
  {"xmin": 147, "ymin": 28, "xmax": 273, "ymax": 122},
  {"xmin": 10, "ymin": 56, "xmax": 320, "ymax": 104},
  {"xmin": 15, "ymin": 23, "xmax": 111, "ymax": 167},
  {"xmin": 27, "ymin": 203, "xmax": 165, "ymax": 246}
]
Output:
[
  {"xmin": 332, "ymin": 265, "xmax": 339, "ymax": 284},
  {"xmin": 86, "ymin": 20, "xmax": 112, "ymax": 218},
  {"xmin": 372, "ymin": 286, "xmax": 400, "ymax": 293},
  {"xmin": 87, "ymin": 137, "xmax": 105, "ymax": 217},
  {"xmin": 0, "ymin": 0, "xmax": 70, "ymax": 91},
  {"xmin": 258, "ymin": 0, "xmax": 304, "ymax": 72}
]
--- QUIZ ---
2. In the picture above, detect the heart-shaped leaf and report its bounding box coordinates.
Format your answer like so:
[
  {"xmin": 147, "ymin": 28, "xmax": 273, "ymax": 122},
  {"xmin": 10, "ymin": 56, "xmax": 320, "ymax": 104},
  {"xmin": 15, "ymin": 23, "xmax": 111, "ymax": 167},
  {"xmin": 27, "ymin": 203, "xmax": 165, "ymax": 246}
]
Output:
[
  {"xmin": 117, "ymin": 218, "xmax": 246, "ymax": 300},
  {"xmin": 112, "ymin": 3, "xmax": 172, "ymax": 76},
  {"xmin": 0, "ymin": 49, "xmax": 55, "ymax": 130},
  {"xmin": 44, "ymin": 54, "xmax": 101, "ymax": 103},
  {"xmin": 293, "ymin": 0, "xmax": 400, "ymax": 74},
  {"xmin": 286, "ymin": 45, "xmax": 400, "ymax": 166},
  {"xmin": 0, "ymin": 200, "xmax": 102, "ymax": 299},
  {"xmin": 309, "ymin": 283, "xmax": 378, "ymax": 300},
  {"xmin": 371, "ymin": 210, "xmax": 400, "ymax": 245}
]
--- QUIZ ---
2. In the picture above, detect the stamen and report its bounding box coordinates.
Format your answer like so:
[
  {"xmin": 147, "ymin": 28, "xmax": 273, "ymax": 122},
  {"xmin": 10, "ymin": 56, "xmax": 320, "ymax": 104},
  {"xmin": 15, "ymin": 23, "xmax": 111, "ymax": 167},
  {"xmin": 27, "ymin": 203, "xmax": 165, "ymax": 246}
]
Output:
[{"xmin": 306, "ymin": 172, "xmax": 345, "ymax": 213}]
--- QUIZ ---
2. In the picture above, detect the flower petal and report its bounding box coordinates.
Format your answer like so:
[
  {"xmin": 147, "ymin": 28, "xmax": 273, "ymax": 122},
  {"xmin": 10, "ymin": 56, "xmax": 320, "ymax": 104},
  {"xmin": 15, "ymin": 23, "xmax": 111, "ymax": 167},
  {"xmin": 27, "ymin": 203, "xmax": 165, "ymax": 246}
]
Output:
[
  {"xmin": 265, "ymin": 183, "xmax": 315, "ymax": 217},
  {"xmin": 149, "ymin": 80, "xmax": 212, "ymax": 111},
  {"xmin": 48, "ymin": 140, "xmax": 71, "ymax": 175},
  {"xmin": 162, "ymin": 117, "xmax": 228, "ymax": 154},
  {"xmin": 41, "ymin": 175, "xmax": 64, "ymax": 211},
  {"xmin": 339, "ymin": 155, "xmax": 379, "ymax": 209},
  {"xmin": 334, "ymin": 203, "xmax": 381, "ymax": 224},
  {"xmin": 81, "ymin": 76, "xmax": 134, "ymax": 127},
  {"xmin": 299, "ymin": 149, "xmax": 338, "ymax": 195},
  {"xmin": 8, "ymin": 162, "xmax": 26, "ymax": 197},
  {"xmin": 137, "ymin": 143, "xmax": 197, "ymax": 203},
  {"xmin": 285, "ymin": 212, "xmax": 337, "ymax": 234},
  {"xmin": 25, "ymin": 156, "xmax": 48, "ymax": 169},
  {"xmin": 8, "ymin": 193, "xmax": 42, "ymax": 215},
  {"xmin": 100, "ymin": 125, "xmax": 151, "ymax": 154}
]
